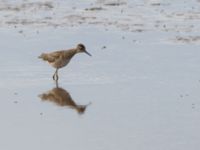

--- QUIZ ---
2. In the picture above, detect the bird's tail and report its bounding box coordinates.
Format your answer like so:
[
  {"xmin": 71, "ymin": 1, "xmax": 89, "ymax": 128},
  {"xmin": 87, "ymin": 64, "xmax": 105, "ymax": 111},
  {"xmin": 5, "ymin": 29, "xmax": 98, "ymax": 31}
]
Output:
[{"xmin": 38, "ymin": 53, "xmax": 48, "ymax": 60}]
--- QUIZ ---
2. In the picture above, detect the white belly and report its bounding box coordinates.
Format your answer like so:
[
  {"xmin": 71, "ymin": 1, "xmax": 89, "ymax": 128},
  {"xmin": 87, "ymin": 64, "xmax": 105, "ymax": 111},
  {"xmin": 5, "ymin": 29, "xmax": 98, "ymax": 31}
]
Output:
[{"xmin": 50, "ymin": 59, "xmax": 70, "ymax": 69}]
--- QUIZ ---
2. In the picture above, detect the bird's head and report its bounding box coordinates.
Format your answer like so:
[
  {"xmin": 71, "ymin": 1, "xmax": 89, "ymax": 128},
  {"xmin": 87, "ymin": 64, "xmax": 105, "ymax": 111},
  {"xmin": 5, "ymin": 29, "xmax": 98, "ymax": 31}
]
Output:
[{"xmin": 76, "ymin": 43, "xmax": 92, "ymax": 56}]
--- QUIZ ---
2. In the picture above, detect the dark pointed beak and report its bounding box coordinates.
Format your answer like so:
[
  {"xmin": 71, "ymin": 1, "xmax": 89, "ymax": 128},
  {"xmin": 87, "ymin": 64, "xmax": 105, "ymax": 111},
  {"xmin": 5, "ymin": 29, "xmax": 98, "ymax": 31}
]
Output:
[{"xmin": 84, "ymin": 50, "xmax": 92, "ymax": 56}]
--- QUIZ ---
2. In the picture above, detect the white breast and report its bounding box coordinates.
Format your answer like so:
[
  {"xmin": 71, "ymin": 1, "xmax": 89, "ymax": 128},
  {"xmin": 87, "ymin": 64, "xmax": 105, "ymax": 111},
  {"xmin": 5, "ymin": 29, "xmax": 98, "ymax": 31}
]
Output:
[{"xmin": 50, "ymin": 59, "xmax": 70, "ymax": 69}]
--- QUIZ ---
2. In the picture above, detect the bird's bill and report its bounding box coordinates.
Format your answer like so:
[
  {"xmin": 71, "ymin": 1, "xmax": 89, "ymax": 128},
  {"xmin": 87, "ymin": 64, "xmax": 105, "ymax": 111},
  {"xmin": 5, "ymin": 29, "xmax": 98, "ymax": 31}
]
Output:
[{"xmin": 84, "ymin": 50, "xmax": 92, "ymax": 56}]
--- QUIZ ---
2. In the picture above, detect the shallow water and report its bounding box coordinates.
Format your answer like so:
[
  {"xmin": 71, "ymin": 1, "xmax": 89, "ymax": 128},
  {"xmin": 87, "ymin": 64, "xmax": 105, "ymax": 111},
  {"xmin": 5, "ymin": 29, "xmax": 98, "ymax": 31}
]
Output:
[
  {"xmin": 0, "ymin": 26, "xmax": 200, "ymax": 150},
  {"xmin": 1, "ymin": 0, "xmax": 200, "ymax": 150}
]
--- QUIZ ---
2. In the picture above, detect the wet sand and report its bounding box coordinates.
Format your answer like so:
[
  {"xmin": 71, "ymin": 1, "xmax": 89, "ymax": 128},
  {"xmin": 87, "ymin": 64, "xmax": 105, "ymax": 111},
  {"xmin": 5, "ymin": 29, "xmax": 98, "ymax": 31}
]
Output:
[{"xmin": 1, "ymin": 0, "xmax": 200, "ymax": 44}]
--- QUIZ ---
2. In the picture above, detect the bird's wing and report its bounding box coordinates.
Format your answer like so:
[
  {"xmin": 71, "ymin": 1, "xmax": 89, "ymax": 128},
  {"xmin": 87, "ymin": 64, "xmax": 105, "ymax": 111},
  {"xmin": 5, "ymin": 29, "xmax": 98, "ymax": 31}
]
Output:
[{"xmin": 47, "ymin": 51, "xmax": 64, "ymax": 62}]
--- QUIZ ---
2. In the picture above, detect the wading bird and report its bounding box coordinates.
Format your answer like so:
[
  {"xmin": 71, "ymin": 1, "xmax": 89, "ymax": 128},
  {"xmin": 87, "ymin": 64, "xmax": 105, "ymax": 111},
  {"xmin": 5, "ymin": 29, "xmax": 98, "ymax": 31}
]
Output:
[{"xmin": 39, "ymin": 43, "xmax": 91, "ymax": 80}]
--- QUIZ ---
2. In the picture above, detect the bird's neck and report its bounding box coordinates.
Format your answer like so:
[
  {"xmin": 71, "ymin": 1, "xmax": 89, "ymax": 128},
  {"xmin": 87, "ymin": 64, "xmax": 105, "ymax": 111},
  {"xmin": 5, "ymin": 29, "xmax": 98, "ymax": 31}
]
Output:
[
  {"xmin": 63, "ymin": 49, "xmax": 78, "ymax": 59},
  {"xmin": 70, "ymin": 48, "xmax": 80, "ymax": 54},
  {"xmin": 75, "ymin": 48, "xmax": 81, "ymax": 54}
]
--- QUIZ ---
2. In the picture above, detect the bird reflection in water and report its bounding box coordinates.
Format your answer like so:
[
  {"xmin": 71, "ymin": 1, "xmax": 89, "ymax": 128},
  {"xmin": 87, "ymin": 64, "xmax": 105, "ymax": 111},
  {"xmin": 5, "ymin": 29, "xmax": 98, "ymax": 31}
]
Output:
[{"xmin": 39, "ymin": 81, "xmax": 91, "ymax": 114}]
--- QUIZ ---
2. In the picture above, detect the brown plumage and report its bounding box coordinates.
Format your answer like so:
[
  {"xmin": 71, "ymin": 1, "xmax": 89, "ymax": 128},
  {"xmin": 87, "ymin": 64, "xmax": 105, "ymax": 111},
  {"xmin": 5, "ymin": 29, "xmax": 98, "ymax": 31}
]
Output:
[{"xmin": 39, "ymin": 43, "xmax": 91, "ymax": 80}]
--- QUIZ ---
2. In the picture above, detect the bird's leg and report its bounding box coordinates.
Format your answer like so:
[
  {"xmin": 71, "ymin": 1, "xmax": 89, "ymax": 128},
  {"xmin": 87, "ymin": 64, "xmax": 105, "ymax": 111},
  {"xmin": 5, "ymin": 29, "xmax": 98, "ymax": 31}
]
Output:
[
  {"xmin": 55, "ymin": 79, "xmax": 59, "ymax": 88},
  {"xmin": 53, "ymin": 70, "xmax": 56, "ymax": 80},
  {"xmin": 55, "ymin": 69, "xmax": 59, "ymax": 81},
  {"xmin": 53, "ymin": 69, "xmax": 58, "ymax": 81}
]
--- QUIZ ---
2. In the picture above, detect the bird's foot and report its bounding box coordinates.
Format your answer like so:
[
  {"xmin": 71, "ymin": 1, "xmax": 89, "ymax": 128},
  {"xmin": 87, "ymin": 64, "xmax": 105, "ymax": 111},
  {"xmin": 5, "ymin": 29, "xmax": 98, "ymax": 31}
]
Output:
[{"xmin": 53, "ymin": 74, "xmax": 59, "ymax": 81}]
